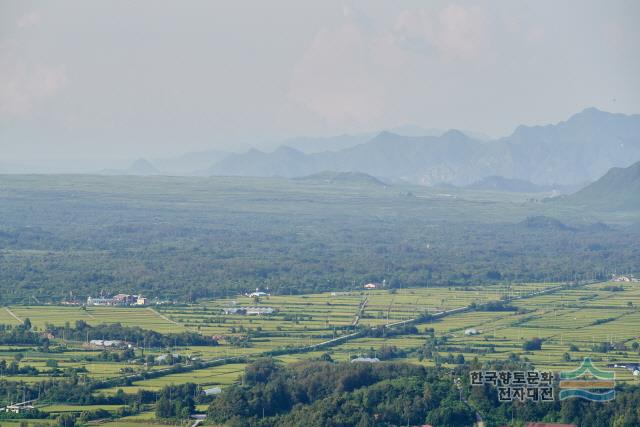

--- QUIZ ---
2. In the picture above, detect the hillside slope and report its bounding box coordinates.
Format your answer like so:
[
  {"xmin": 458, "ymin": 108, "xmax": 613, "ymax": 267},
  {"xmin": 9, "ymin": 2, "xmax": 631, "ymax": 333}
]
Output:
[{"xmin": 560, "ymin": 161, "xmax": 640, "ymax": 210}]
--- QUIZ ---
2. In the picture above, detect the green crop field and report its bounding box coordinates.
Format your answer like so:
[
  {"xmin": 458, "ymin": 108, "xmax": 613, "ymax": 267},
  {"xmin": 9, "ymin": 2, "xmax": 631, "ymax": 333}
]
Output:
[{"xmin": 0, "ymin": 280, "xmax": 637, "ymax": 426}]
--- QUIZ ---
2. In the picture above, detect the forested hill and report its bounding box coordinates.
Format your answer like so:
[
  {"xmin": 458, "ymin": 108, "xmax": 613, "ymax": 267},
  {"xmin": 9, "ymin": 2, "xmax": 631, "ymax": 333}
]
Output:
[
  {"xmin": 207, "ymin": 358, "xmax": 640, "ymax": 427},
  {"xmin": 559, "ymin": 161, "xmax": 640, "ymax": 210}
]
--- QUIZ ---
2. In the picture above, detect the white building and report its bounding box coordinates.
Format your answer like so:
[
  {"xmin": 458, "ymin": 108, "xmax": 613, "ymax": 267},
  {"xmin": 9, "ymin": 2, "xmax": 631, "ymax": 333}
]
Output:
[
  {"xmin": 4, "ymin": 404, "xmax": 35, "ymax": 414},
  {"xmin": 87, "ymin": 297, "xmax": 115, "ymax": 306},
  {"xmin": 203, "ymin": 386, "xmax": 222, "ymax": 396},
  {"xmin": 246, "ymin": 306, "xmax": 274, "ymax": 315},
  {"xmin": 89, "ymin": 339, "xmax": 127, "ymax": 347},
  {"xmin": 249, "ymin": 291, "xmax": 268, "ymax": 298},
  {"xmin": 351, "ymin": 357, "xmax": 380, "ymax": 363}
]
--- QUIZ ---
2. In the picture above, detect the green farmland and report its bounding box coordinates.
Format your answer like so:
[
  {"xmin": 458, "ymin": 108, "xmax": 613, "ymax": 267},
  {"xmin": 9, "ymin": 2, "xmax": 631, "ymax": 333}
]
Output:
[{"xmin": 0, "ymin": 280, "xmax": 638, "ymax": 426}]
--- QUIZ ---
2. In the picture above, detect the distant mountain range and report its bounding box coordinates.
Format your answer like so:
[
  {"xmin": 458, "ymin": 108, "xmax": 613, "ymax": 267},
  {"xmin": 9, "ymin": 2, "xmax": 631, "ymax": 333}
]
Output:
[
  {"xmin": 100, "ymin": 158, "xmax": 160, "ymax": 175},
  {"xmin": 152, "ymin": 149, "xmax": 229, "ymax": 175},
  {"xmin": 277, "ymin": 126, "xmax": 489, "ymax": 155},
  {"xmin": 207, "ymin": 108, "xmax": 640, "ymax": 186}
]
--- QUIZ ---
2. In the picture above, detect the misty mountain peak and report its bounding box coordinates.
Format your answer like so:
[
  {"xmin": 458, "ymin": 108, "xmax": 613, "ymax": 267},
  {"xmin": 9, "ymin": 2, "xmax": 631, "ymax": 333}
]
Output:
[
  {"xmin": 273, "ymin": 145, "xmax": 305, "ymax": 156},
  {"xmin": 566, "ymin": 107, "xmax": 610, "ymax": 123},
  {"xmin": 441, "ymin": 129, "xmax": 469, "ymax": 141},
  {"xmin": 373, "ymin": 131, "xmax": 402, "ymax": 141},
  {"xmin": 129, "ymin": 158, "xmax": 159, "ymax": 174}
]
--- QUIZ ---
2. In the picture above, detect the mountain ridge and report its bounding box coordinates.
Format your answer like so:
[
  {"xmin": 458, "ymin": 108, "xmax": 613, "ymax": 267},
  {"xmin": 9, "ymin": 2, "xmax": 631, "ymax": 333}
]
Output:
[{"xmin": 208, "ymin": 108, "xmax": 640, "ymax": 186}]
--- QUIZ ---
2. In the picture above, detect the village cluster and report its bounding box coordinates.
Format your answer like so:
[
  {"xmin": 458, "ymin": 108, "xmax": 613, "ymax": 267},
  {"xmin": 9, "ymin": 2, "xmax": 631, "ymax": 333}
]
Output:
[{"xmin": 86, "ymin": 293, "xmax": 149, "ymax": 306}]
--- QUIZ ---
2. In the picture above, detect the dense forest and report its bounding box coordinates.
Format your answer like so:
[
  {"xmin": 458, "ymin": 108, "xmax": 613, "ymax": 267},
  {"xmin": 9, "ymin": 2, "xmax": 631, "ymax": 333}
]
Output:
[
  {"xmin": 206, "ymin": 358, "xmax": 640, "ymax": 427},
  {"xmin": 0, "ymin": 175, "xmax": 638, "ymax": 302}
]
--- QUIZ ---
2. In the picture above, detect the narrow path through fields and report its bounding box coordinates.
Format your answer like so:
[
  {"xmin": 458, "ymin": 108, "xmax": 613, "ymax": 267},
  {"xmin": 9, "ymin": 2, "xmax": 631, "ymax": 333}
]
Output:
[
  {"xmin": 352, "ymin": 296, "xmax": 369, "ymax": 326},
  {"xmin": 4, "ymin": 307, "xmax": 23, "ymax": 324},
  {"xmin": 146, "ymin": 306, "xmax": 192, "ymax": 331}
]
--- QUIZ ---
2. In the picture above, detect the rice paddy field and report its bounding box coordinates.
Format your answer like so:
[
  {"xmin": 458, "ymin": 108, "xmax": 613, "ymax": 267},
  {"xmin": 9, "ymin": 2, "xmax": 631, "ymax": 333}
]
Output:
[
  {"xmin": 318, "ymin": 281, "xmax": 640, "ymax": 382},
  {"xmin": 0, "ymin": 280, "xmax": 638, "ymax": 424},
  {"xmin": 6, "ymin": 306, "xmax": 185, "ymax": 333}
]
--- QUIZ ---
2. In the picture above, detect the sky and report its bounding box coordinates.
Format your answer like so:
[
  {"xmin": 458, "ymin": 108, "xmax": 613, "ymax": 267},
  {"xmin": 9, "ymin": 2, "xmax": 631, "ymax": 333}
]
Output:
[{"xmin": 1, "ymin": 0, "xmax": 639, "ymax": 170}]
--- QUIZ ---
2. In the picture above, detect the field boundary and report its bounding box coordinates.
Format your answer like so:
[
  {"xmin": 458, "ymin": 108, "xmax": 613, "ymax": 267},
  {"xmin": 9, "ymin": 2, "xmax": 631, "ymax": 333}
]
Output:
[
  {"xmin": 4, "ymin": 306, "xmax": 23, "ymax": 324},
  {"xmin": 91, "ymin": 281, "xmax": 596, "ymax": 392}
]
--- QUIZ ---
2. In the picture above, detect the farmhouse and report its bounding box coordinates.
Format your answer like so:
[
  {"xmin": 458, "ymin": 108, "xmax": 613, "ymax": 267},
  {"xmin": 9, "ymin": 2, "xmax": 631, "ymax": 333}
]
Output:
[
  {"xmin": 87, "ymin": 293, "xmax": 149, "ymax": 306},
  {"xmin": 3, "ymin": 404, "xmax": 35, "ymax": 414},
  {"xmin": 86, "ymin": 297, "xmax": 116, "ymax": 306},
  {"xmin": 113, "ymin": 293, "xmax": 136, "ymax": 304}
]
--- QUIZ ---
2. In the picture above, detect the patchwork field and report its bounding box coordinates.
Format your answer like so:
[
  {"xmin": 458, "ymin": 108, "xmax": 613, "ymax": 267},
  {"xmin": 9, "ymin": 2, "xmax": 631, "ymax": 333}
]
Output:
[{"xmin": 0, "ymin": 280, "xmax": 638, "ymax": 425}]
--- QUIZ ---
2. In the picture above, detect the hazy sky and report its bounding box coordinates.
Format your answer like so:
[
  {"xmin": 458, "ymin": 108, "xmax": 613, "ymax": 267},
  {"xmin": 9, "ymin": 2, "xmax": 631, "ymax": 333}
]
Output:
[{"xmin": 1, "ymin": 0, "xmax": 639, "ymax": 168}]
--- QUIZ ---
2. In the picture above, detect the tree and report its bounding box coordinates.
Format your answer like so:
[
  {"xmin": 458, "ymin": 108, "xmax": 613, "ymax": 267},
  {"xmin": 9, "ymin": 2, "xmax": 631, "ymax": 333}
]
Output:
[
  {"xmin": 155, "ymin": 397, "xmax": 172, "ymax": 419},
  {"xmin": 523, "ymin": 338, "xmax": 542, "ymax": 351},
  {"xmin": 57, "ymin": 414, "xmax": 76, "ymax": 427},
  {"xmin": 244, "ymin": 358, "xmax": 279, "ymax": 384}
]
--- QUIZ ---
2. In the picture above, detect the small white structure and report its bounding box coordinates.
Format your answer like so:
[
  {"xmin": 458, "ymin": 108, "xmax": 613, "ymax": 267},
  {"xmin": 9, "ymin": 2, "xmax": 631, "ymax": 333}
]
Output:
[
  {"xmin": 4, "ymin": 404, "xmax": 35, "ymax": 414},
  {"xmin": 136, "ymin": 296, "xmax": 149, "ymax": 305},
  {"xmin": 222, "ymin": 306, "xmax": 274, "ymax": 315},
  {"xmin": 87, "ymin": 297, "xmax": 115, "ymax": 306},
  {"xmin": 249, "ymin": 291, "xmax": 268, "ymax": 298},
  {"xmin": 203, "ymin": 386, "xmax": 222, "ymax": 396},
  {"xmin": 155, "ymin": 353, "xmax": 181, "ymax": 363},
  {"xmin": 90, "ymin": 339, "xmax": 126, "ymax": 347},
  {"xmin": 246, "ymin": 306, "xmax": 274, "ymax": 315},
  {"xmin": 464, "ymin": 328, "xmax": 481, "ymax": 336},
  {"xmin": 351, "ymin": 357, "xmax": 380, "ymax": 363},
  {"xmin": 364, "ymin": 283, "xmax": 377, "ymax": 290}
]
